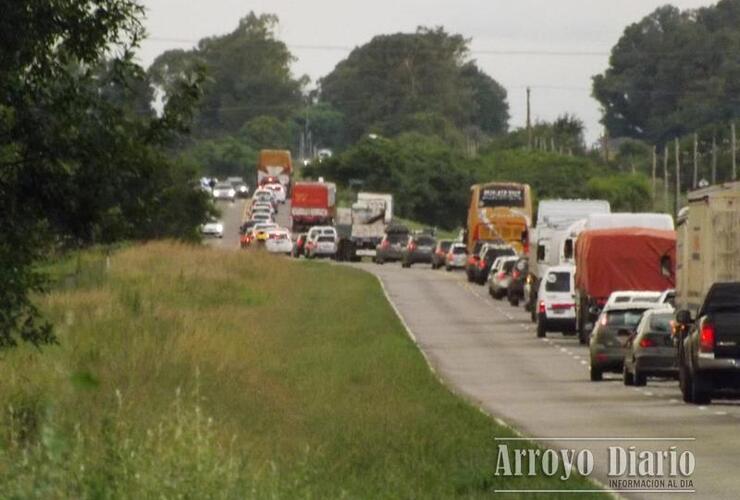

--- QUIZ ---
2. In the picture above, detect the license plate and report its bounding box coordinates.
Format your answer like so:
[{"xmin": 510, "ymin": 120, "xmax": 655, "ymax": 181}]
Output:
[{"xmin": 356, "ymin": 249, "xmax": 376, "ymax": 256}]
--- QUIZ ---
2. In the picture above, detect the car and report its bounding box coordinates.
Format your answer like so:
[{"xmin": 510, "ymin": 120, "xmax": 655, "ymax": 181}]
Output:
[
  {"xmin": 306, "ymin": 234, "xmax": 338, "ymax": 258},
  {"xmin": 292, "ymin": 233, "xmax": 308, "ymax": 258},
  {"xmin": 431, "ymin": 240, "xmax": 453, "ymax": 269},
  {"xmin": 306, "ymin": 226, "xmax": 338, "ymax": 242},
  {"xmin": 488, "ymin": 256, "xmax": 519, "ymax": 299},
  {"xmin": 375, "ymin": 227, "xmax": 410, "ymax": 264},
  {"xmin": 623, "ymin": 309, "xmax": 677, "ymax": 386},
  {"xmin": 201, "ymin": 219, "xmax": 224, "ymax": 238},
  {"xmin": 250, "ymin": 207, "xmax": 273, "ymax": 219},
  {"xmin": 507, "ymin": 257, "xmax": 529, "ymax": 306},
  {"xmin": 465, "ymin": 240, "xmax": 495, "ymax": 282},
  {"xmin": 589, "ymin": 301, "xmax": 672, "ymax": 381},
  {"xmin": 535, "ymin": 265, "xmax": 576, "ymax": 338},
  {"xmin": 445, "ymin": 243, "xmax": 467, "ymax": 271},
  {"xmin": 252, "ymin": 189, "xmax": 278, "ymax": 210},
  {"xmin": 250, "ymin": 212, "xmax": 272, "ymax": 224},
  {"xmin": 249, "ymin": 223, "xmax": 280, "ymax": 245},
  {"xmin": 401, "ymin": 234, "xmax": 437, "ymax": 268},
  {"xmin": 251, "ymin": 201, "xmax": 275, "ymax": 215},
  {"xmin": 265, "ymin": 230, "xmax": 293, "ymax": 254},
  {"xmin": 264, "ymin": 183, "xmax": 286, "ymax": 204},
  {"xmin": 468, "ymin": 242, "xmax": 516, "ymax": 285},
  {"xmin": 604, "ymin": 290, "xmax": 662, "ymax": 307},
  {"xmin": 657, "ymin": 289, "xmax": 676, "ymax": 306},
  {"xmin": 212, "ymin": 183, "xmax": 236, "ymax": 202},
  {"xmin": 227, "ymin": 177, "xmax": 250, "ymax": 198}
]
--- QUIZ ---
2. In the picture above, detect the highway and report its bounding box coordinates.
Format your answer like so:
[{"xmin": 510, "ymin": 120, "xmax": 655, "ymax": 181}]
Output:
[{"xmin": 213, "ymin": 200, "xmax": 737, "ymax": 498}]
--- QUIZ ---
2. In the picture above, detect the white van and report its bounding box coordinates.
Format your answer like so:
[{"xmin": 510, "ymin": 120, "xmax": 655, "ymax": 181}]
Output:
[{"xmin": 536, "ymin": 265, "xmax": 577, "ymax": 338}]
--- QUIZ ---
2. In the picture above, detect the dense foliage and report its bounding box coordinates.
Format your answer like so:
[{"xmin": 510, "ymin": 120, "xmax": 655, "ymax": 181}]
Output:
[
  {"xmin": 593, "ymin": 0, "xmax": 740, "ymax": 143},
  {"xmin": 1, "ymin": 1, "xmax": 210, "ymax": 346}
]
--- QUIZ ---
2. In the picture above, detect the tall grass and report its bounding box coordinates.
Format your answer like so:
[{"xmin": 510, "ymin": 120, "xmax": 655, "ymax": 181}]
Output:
[{"xmin": 0, "ymin": 242, "xmax": 602, "ymax": 498}]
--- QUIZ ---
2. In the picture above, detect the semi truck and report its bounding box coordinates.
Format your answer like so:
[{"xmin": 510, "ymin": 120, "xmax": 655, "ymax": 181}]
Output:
[
  {"xmin": 674, "ymin": 181, "xmax": 740, "ymax": 404},
  {"xmin": 336, "ymin": 192, "xmax": 394, "ymax": 261},
  {"xmin": 290, "ymin": 181, "xmax": 336, "ymax": 233},
  {"xmin": 574, "ymin": 228, "xmax": 676, "ymax": 343},
  {"xmin": 257, "ymin": 150, "xmax": 292, "ymax": 194}
]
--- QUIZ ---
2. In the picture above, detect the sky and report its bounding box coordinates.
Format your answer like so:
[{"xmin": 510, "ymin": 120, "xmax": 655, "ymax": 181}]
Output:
[{"xmin": 138, "ymin": 0, "xmax": 717, "ymax": 145}]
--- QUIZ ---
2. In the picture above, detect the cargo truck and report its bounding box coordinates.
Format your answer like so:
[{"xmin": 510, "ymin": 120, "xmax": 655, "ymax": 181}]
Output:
[
  {"xmin": 574, "ymin": 228, "xmax": 676, "ymax": 343},
  {"xmin": 290, "ymin": 181, "xmax": 336, "ymax": 233},
  {"xmin": 257, "ymin": 150, "xmax": 292, "ymax": 194},
  {"xmin": 335, "ymin": 192, "xmax": 394, "ymax": 261},
  {"xmin": 674, "ymin": 182, "xmax": 740, "ymax": 404}
]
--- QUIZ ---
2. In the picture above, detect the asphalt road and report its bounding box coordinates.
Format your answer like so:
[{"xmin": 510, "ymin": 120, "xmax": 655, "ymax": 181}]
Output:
[
  {"xmin": 354, "ymin": 262, "xmax": 739, "ymax": 499},
  {"xmin": 204, "ymin": 198, "xmax": 292, "ymax": 249},
  {"xmin": 208, "ymin": 201, "xmax": 736, "ymax": 498}
]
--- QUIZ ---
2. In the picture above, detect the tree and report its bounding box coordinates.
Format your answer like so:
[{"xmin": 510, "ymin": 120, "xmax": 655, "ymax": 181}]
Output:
[
  {"xmin": 319, "ymin": 27, "xmax": 509, "ymax": 144},
  {"xmin": 149, "ymin": 12, "xmax": 306, "ymax": 138},
  {"xmin": 1, "ymin": 1, "xmax": 210, "ymax": 347}
]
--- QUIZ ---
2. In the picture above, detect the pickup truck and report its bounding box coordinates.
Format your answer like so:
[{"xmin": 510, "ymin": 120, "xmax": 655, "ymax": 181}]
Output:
[{"xmin": 676, "ymin": 283, "xmax": 740, "ymax": 404}]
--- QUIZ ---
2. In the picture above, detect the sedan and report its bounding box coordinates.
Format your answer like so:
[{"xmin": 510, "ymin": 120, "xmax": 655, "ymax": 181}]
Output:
[
  {"xmin": 265, "ymin": 231, "xmax": 293, "ymax": 255},
  {"xmin": 401, "ymin": 234, "xmax": 436, "ymax": 268},
  {"xmin": 431, "ymin": 240, "xmax": 453, "ymax": 269},
  {"xmin": 488, "ymin": 256, "xmax": 519, "ymax": 299},
  {"xmin": 201, "ymin": 219, "xmax": 224, "ymax": 238},
  {"xmin": 623, "ymin": 309, "xmax": 677, "ymax": 386},
  {"xmin": 445, "ymin": 243, "xmax": 467, "ymax": 271},
  {"xmin": 212, "ymin": 183, "xmax": 236, "ymax": 202}
]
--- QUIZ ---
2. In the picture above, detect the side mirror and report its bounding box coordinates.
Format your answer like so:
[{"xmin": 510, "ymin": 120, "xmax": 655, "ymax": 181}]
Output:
[{"xmin": 676, "ymin": 309, "xmax": 693, "ymax": 325}]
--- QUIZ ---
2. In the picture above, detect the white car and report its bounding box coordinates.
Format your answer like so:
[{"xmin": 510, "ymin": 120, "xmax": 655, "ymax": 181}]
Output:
[
  {"xmin": 250, "ymin": 207, "xmax": 273, "ymax": 218},
  {"xmin": 250, "ymin": 212, "xmax": 272, "ymax": 224},
  {"xmin": 306, "ymin": 234, "xmax": 338, "ymax": 258},
  {"xmin": 605, "ymin": 291, "xmax": 661, "ymax": 307},
  {"xmin": 264, "ymin": 183, "xmax": 286, "ymax": 203},
  {"xmin": 265, "ymin": 230, "xmax": 293, "ymax": 254},
  {"xmin": 488, "ymin": 256, "xmax": 520, "ymax": 299},
  {"xmin": 212, "ymin": 183, "xmax": 236, "ymax": 201},
  {"xmin": 536, "ymin": 265, "xmax": 577, "ymax": 338},
  {"xmin": 306, "ymin": 226, "xmax": 337, "ymax": 241},
  {"xmin": 253, "ymin": 189, "xmax": 277, "ymax": 208},
  {"xmin": 445, "ymin": 243, "xmax": 468, "ymax": 270},
  {"xmin": 251, "ymin": 202, "xmax": 275, "ymax": 215},
  {"xmin": 201, "ymin": 219, "xmax": 224, "ymax": 238}
]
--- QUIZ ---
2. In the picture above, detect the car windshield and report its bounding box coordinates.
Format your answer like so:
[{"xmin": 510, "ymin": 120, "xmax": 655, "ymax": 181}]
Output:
[
  {"xmin": 387, "ymin": 233, "xmax": 408, "ymax": 244},
  {"xmin": 704, "ymin": 284, "xmax": 740, "ymax": 314},
  {"xmin": 452, "ymin": 246, "xmax": 466, "ymax": 254},
  {"xmin": 503, "ymin": 260, "xmax": 516, "ymax": 272},
  {"xmin": 649, "ymin": 313, "xmax": 673, "ymax": 333},
  {"xmin": 607, "ymin": 309, "xmax": 648, "ymax": 328},
  {"xmin": 214, "ymin": 183, "xmax": 231, "ymax": 189},
  {"xmin": 439, "ymin": 241, "xmax": 452, "ymax": 251},
  {"xmin": 545, "ymin": 272, "xmax": 571, "ymax": 292},
  {"xmin": 318, "ymin": 236, "xmax": 335, "ymax": 242},
  {"xmin": 415, "ymin": 236, "xmax": 435, "ymax": 246}
]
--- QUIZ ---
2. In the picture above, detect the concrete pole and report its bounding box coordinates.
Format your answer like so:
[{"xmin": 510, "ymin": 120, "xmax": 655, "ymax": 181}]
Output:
[
  {"xmin": 675, "ymin": 138, "xmax": 681, "ymax": 218},
  {"xmin": 652, "ymin": 145, "xmax": 657, "ymax": 201},
  {"xmin": 663, "ymin": 144, "xmax": 669, "ymax": 213},
  {"xmin": 712, "ymin": 135, "xmax": 717, "ymax": 185},
  {"xmin": 732, "ymin": 122, "xmax": 737, "ymax": 181},
  {"xmin": 692, "ymin": 133, "xmax": 698, "ymax": 189}
]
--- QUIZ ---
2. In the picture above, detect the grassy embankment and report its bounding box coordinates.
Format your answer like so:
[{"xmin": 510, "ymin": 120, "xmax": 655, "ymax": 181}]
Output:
[{"xmin": 0, "ymin": 243, "xmax": 603, "ymax": 498}]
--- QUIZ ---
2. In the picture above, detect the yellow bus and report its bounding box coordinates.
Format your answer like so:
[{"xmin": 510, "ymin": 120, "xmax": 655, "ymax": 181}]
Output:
[{"xmin": 466, "ymin": 182, "xmax": 533, "ymax": 254}]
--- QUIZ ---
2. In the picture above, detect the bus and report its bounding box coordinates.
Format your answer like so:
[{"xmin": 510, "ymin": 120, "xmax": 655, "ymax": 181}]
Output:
[{"xmin": 466, "ymin": 182, "xmax": 533, "ymax": 254}]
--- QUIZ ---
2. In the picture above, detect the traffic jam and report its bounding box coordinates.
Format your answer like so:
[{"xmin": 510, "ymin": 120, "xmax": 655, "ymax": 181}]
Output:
[{"xmin": 207, "ymin": 149, "xmax": 740, "ymax": 406}]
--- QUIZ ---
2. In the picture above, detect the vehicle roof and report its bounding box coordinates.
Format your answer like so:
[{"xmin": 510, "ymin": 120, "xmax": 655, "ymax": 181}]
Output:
[
  {"xmin": 603, "ymin": 302, "xmax": 672, "ymax": 312},
  {"xmin": 609, "ymin": 290, "xmax": 662, "ymax": 298},
  {"xmin": 546, "ymin": 264, "xmax": 574, "ymax": 274}
]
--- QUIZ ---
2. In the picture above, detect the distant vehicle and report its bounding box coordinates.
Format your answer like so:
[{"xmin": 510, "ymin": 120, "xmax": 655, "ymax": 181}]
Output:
[
  {"xmin": 264, "ymin": 183, "xmax": 286, "ymax": 204},
  {"xmin": 575, "ymin": 228, "xmax": 676, "ymax": 344},
  {"xmin": 201, "ymin": 219, "xmax": 224, "ymax": 238},
  {"xmin": 290, "ymin": 181, "xmax": 337, "ymax": 233},
  {"xmin": 675, "ymin": 181, "xmax": 740, "ymax": 404},
  {"xmin": 306, "ymin": 225, "xmax": 338, "ymax": 242},
  {"xmin": 465, "ymin": 239, "xmax": 503, "ymax": 283},
  {"xmin": 535, "ymin": 265, "xmax": 577, "ymax": 338},
  {"xmin": 375, "ymin": 226, "xmax": 410, "ymax": 264},
  {"xmin": 346, "ymin": 193, "xmax": 393, "ymax": 260},
  {"xmin": 212, "ymin": 183, "xmax": 236, "ymax": 202},
  {"xmin": 589, "ymin": 301, "xmax": 672, "ymax": 381},
  {"xmin": 658, "ymin": 289, "xmax": 676, "ymax": 306},
  {"xmin": 227, "ymin": 177, "xmax": 250, "ymax": 198},
  {"xmin": 445, "ymin": 243, "xmax": 467, "ymax": 271},
  {"xmin": 250, "ymin": 212, "xmax": 272, "ymax": 224},
  {"xmin": 292, "ymin": 233, "xmax": 308, "ymax": 258},
  {"xmin": 466, "ymin": 182, "xmax": 532, "ymax": 254},
  {"xmin": 401, "ymin": 234, "xmax": 437, "ymax": 268},
  {"xmin": 317, "ymin": 149, "xmax": 333, "ymax": 161},
  {"xmin": 252, "ymin": 189, "xmax": 277, "ymax": 210},
  {"xmin": 249, "ymin": 223, "xmax": 279, "ymax": 245},
  {"xmin": 623, "ymin": 309, "xmax": 677, "ymax": 386},
  {"xmin": 605, "ymin": 291, "xmax": 662, "ymax": 307},
  {"xmin": 431, "ymin": 240, "xmax": 453, "ymax": 269},
  {"xmin": 488, "ymin": 256, "xmax": 519, "ymax": 299},
  {"xmin": 306, "ymin": 234, "xmax": 338, "ymax": 259},
  {"xmin": 469, "ymin": 242, "xmax": 516, "ymax": 285},
  {"xmin": 257, "ymin": 150, "xmax": 292, "ymax": 195},
  {"xmin": 265, "ymin": 230, "xmax": 293, "ymax": 255},
  {"xmin": 507, "ymin": 257, "xmax": 529, "ymax": 306},
  {"xmin": 251, "ymin": 201, "xmax": 275, "ymax": 215}
]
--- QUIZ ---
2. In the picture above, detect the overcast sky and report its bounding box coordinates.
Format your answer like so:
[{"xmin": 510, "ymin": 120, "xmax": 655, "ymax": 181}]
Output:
[{"xmin": 139, "ymin": 0, "xmax": 717, "ymax": 144}]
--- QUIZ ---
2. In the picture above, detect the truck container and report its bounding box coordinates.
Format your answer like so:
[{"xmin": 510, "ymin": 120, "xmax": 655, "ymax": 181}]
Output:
[
  {"xmin": 290, "ymin": 181, "xmax": 336, "ymax": 233},
  {"xmin": 257, "ymin": 150, "xmax": 292, "ymax": 193},
  {"xmin": 574, "ymin": 228, "xmax": 676, "ymax": 342},
  {"xmin": 351, "ymin": 193, "xmax": 393, "ymax": 258},
  {"xmin": 674, "ymin": 181, "xmax": 740, "ymax": 404}
]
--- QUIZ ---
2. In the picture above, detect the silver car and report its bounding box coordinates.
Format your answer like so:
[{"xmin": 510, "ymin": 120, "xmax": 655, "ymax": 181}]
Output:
[
  {"xmin": 623, "ymin": 309, "xmax": 677, "ymax": 386},
  {"xmin": 445, "ymin": 243, "xmax": 467, "ymax": 271}
]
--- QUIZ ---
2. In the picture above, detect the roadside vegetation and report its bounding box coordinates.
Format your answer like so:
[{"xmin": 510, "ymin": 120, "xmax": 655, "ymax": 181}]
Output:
[{"xmin": 0, "ymin": 244, "xmax": 602, "ymax": 498}]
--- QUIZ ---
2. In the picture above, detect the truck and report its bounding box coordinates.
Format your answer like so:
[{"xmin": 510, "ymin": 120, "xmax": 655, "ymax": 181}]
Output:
[
  {"xmin": 674, "ymin": 181, "xmax": 740, "ymax": 404},
  {"xmin": 335, "ymin": 192, "xmax": 394, "ymax": 261},
  {"xmin": 574, "ymin": 228, "xmax": 676, "ymax": 343},
  {"xmin": 290, "ymin": 181, "xmax": 336, "ymax": 233},
  {"xmin": 257, "ymin": 150, "xmax": 292, "ymax": 194}
]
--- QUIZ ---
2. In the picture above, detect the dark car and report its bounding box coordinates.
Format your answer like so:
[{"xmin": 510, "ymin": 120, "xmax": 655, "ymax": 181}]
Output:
[
  {"xmin": 465, "ymin": 240, "xmax": 501, "ymax": 283},
  {"xmin": 507, "ymin": 257, "xmax": 529, "ymax": 306},
  {"xmin": 292, "ymin": 233, "xmax": 308, "ymax": 258},
  {"xmin": 375, "ymin": 227, "xmax": 410, "ymax": 264},
  {"xmin": 401, "ymin": 234, "xmax": 437, "ymax": 267},
  {"xmin": 623, "ymin": 309, "xmax": 678, "ymax": 386},
  {"xmin": 470, "ymin": 243, "xmax": 517, "ymax": 286},
  {"xmin": 431, "ymin": 240, "xmax": 453, "ymax": 269}
]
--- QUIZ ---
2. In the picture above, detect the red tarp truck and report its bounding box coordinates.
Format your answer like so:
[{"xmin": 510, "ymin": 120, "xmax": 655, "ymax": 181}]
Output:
[
  {"xmin": 574, "ymin": 228, "xmax": 676, "ymax": 338},
  {"xmin": 290, "ymin": 181, "xmax": 336, "ymax": 232},
  {"xmin": 257, "ymin": 150, "xmax": 292, "ymax": 194}
]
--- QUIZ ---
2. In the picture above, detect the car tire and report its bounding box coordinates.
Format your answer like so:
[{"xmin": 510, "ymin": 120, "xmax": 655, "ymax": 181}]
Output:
[
  {"xmin": 623, "ymin": 365, "xmax": 634, "ymax": 386},
  {"xmin": 690, "ymin": 371, "xmax": 711, "ymax": 405},
  {"xmin": 633, "ymin": 369, "xmax": 647, "ymax": 386},
  {"xmin": 508, "ymin": 293, "xmax": 520, "ymax": 307},
  {"xmin": 680, "ymin": 361, "xmax": 694, "ymax": 403},
  {"xmin": 466, "ymin": 272, "xmax": 474, "ymax": 283},
  {"xmin": 536, "ymin": 318, "xmax": 546, "ymax": 338},
  {"xmin": 590, "ymin": 364, "xmax": 603, "ymax": 382},
  {"xmin": 446, "ymin": 266, "xmax": 451, "ymax": 272},
  {"xmin": 402, "ymin": 261, "xmax": 410, "ymax": 268}
]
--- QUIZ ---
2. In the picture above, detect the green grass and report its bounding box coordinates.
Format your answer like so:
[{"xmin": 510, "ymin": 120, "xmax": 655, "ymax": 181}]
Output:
[
  {"xmin": 394, "ymin": 216, "xmax": 461, "ymax": 240},
  {"xmin": 0, "ymin": 242, "xmax": 604, "ymax": 498}
]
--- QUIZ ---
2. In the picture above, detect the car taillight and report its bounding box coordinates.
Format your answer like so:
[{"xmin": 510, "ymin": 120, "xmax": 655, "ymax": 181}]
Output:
[
  {"xmin": 700, "ymin": 322, "xmax": 715, "ymax": 353},
  {"xmin": 599, "ymin": 315, "xmax": 607, "ymax": 327},
  {"xmin": 512, "ymin": 270, "xmax": 521, "ymax": 279},
  {"xmin": 497, "ymin": 271, "xmax": 506, "ymax": 280},
  {"xmin": 467, "ymin": 256, "xmax": 476, "ymax": 265},
  {"xmin": 382, "ymin": 240, "xmax": 390, "ymax": 249},
  {"xmin": 538, "ymin": 301, "xmax": 546, "ymax": 314},
  {"xmin": 478, "ymin": 260, "xmax": 486, "ymax": 269},
  {"xmin": 447, "ymin": 252, "xmax": 453, "ymax": 259},
  {"xmin": 409, "ymin": 243, "xmax": 417, "ymax": 252},
  {"xmin": 639, "ymin": 338, "xmax": 656, "ymax": 348}
]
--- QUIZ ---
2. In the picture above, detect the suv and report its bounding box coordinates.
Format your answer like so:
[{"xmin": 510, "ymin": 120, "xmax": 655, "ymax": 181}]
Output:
[
  {"xmin": 467, "ymin": 242, "xmax": 516, "ymax": 285},
  {"xmin": 375, "ymin": 227, "xmax": 410, "ymax": 264},
  {"xmin": 431, "ymin": 240, "xmax": 453, "ymax": 269},
  {"xmin": 401, "ymin": 234, "xmax": 437, "ymax": 267},
  {"xmin": 445, "ymin": 243, "xmax": 467, "ymax": 271},
  {"xmin": 488, "ymin": 256, "xmax": 519, "ymax": 300},
  {"xmin": 676, "ymin": 283, "xmax": 740, "ymax": 404},
  {"xmin": 536, "ymin": 265, "xmax": 577, "ymax": 338}
]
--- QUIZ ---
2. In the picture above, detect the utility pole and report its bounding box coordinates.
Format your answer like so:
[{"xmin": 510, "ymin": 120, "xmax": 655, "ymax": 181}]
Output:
[
  {"xmin": 674, "ymin": 138, "xmax": 681, "ymax": 218},
  {"xmin": 712, "ymin": 135, "xmax": 717, "ymax": 185},
  {"xmin": 602, "ymin": 127, "xmax": 609, "ymax": 163},
  {"xmin": 652, "ymin": 145, "xmax": 657, "ymax": 201},
  {"xmin": 550, "ymin": 137, "xmax": 555, "ymax": 152},
  {"xmin": 732, "ymin": 121, "xmax": 737, "ymax": 181},
  {"xmin": 663, "ymin": 144, "xmax": 669, "ymax": 213},
  {"xmin": 526, "ymin": 87, "xmax": 532, "ymax": 150},
  {"xmin": 692, "ymin": 133, "xmax": 698, "ymax": 189}
]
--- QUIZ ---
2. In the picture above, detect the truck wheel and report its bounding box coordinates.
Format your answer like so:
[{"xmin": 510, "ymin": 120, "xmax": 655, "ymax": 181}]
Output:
[
  {"xmin": 680, "ymin": 361, "xmax": 694, "ymax": 403},
  {"xmin": 633, "ymin": 370, "xmax": 647, "ymax": 387},
  {"xmin": 590, "ymin": 364, "xmax": 603, "ymax": 382},
  {"xmin": 690, "ymin": 372, "xmax": 711, "ymax": 405},
  {"xmin": 536, "ymin": 318, "xmax": 546, "ymax": 338},
  {"xmin": 623, "ymin": 365, "xmax": 634, "ymax": 386},
  {"xmin": 508, "ymin": 292, "xmax": 519, "ymax": 307}
]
